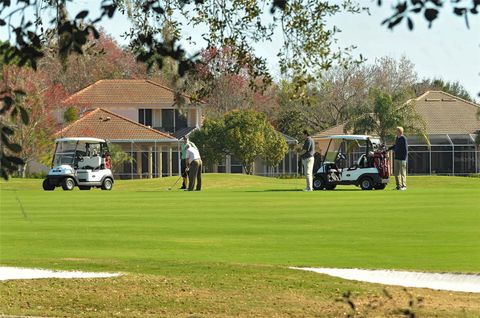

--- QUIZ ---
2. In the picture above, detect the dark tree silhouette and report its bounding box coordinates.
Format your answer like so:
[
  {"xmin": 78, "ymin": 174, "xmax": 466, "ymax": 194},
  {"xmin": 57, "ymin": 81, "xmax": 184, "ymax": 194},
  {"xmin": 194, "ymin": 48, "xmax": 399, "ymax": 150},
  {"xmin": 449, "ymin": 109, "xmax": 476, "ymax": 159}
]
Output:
[{"xmin": 379, "ymin": 0, "xmax": 480, "ymax": 30}]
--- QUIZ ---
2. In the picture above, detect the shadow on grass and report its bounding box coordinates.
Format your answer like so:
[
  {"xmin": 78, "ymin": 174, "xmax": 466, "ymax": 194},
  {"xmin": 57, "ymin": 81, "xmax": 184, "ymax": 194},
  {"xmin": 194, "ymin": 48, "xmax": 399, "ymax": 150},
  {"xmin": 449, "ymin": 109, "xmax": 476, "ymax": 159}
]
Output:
[{"xmin": 244, "ymin": 188, "xmax": 362, "ymax": 192}]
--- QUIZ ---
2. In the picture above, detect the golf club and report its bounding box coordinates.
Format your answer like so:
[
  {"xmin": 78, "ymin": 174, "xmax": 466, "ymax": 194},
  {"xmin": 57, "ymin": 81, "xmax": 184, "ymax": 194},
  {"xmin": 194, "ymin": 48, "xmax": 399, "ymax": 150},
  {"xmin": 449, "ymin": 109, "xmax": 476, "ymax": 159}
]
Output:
[{"xmin": 167, "ymin": 175, "xmax": 183, "ymax": 191}]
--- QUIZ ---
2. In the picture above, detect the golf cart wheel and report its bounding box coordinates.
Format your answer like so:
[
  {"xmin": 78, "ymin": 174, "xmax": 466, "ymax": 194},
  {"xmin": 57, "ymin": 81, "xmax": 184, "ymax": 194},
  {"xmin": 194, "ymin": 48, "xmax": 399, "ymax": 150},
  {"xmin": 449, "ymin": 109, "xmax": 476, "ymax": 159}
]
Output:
[
  {"xmin": 359, "ymin": 177, "xmax": 374, "ymax": 190},
  {"xmin": 79, "ymin": 186, "xmax": 91, "ymax": 191},
  {"xmin": 325, "ymin": 184, "xmax": 337, "ymax": 190},
  {"xmin": 374, "ymin": 184, "xmax": 387, "ymax": 190},
  {"xmin": 313, "ymin": 177, "xmax": 325, "ymax": 190},
  {"xmin": 61, "ymin": 177, "xmax": 75, "ymax": 191},
  {"xmin": 42, "ymin": 179, "xmax": 55, "ymax": 191},
  {"xmin": 101, "ymin": 178, "xmax": 113, "ymax": 191}
]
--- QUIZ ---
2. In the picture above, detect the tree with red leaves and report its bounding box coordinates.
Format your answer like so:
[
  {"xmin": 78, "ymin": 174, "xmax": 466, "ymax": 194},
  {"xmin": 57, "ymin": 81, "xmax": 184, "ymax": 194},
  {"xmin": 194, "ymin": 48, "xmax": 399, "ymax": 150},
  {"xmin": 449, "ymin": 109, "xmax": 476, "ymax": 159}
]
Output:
[
  {"xmin": 2, "ymin": 66, "xmax": 68, "ymax": 177},
  {"xmin": 194, "ymin": 46, "xmax": 277, "ymax": 119},
  {"xmin": 39, "ymin": 31, "xmax": 146, "ymax": 95}
]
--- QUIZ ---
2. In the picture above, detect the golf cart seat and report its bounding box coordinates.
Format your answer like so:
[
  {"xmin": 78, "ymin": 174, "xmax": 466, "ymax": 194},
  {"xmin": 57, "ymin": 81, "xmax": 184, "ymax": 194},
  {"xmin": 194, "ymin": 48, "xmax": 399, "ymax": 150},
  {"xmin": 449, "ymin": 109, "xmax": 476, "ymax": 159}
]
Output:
[
  {"xmin": 357, "ymin": 154, "xmax": 367, "ymax": 168},
  {"xmin": 78, "ymin": 156, "xmax": 102, "ymax": 170}
]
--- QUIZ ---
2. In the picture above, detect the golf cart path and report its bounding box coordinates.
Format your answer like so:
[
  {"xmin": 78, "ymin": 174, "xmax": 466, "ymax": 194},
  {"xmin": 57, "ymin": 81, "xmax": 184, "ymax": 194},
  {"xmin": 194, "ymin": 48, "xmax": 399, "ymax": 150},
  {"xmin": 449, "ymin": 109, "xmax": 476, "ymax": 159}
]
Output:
[
  {"xmin": 292, "ymin": 267, "xmax": 480, "ymax": 293},
  {"xmin": 0, "ymin": 267, "xmax": 121, "ymax": 281}
]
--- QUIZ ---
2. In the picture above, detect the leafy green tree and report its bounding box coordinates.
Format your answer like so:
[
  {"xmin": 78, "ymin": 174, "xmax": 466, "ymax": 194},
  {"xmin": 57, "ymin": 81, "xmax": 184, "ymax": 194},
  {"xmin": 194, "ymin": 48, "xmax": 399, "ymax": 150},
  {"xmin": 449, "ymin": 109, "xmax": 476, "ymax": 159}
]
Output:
[
  {"xmin": 191, "ymin": 110, "xmax": 288, "ymax": 174},
  {"xmin": 63, "ymin": 106, "xmax": 78, "ymax": 123},
  {"xmin": 262, "ymin": 127, "xmax": 288, "ymax": 169},
  {"xmin": 189, "ymin": 119, "xmax": 227, "ymax": 170},
  {"xmin": 274, "ymin": 107, "xmax": 306, "ymax": 143},
  {"xmin": 414, "ymin": 78, "xmax": 475, "ymax": 103},
  {"xmin": 344, "ymin": 88, "xmax": 427, "ymax": 144},
  {"xmin": 108, "ymin": 144, "xmax": 134, "ymax": 175},
  {"xmin": 223, "ymin": 110, "xmax": 268, "ymax": 174}
]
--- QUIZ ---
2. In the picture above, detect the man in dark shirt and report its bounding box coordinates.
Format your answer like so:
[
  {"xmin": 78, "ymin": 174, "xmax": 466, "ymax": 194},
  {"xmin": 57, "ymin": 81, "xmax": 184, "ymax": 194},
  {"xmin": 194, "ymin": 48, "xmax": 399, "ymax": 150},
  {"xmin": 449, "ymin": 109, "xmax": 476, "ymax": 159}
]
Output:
[
  {"xmin": 299, "ymin": 130, "xmax": 315, "ymax": 191},
  {"xmin": 388, "ymin": 127, "xmax": 408, "ymax": 190}
]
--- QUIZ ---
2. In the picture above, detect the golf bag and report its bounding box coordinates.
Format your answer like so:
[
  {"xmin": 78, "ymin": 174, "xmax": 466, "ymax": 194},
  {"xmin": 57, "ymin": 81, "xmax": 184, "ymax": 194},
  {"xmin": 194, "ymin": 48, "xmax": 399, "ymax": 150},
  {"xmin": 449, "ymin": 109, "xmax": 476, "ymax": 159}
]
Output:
[{"xmin": 373, "ymin": 151, "xmax": 390, "ymax": 178}]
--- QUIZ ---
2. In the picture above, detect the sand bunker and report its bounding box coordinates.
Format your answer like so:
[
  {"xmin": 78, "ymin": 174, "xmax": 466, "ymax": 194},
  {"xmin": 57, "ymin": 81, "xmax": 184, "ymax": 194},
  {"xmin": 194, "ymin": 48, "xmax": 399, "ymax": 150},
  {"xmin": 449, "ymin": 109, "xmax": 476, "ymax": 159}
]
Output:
[
  {"xmin": 292, "ymin": 267, "xmax": 480, "ymax": 293},
  {"xmin": 0, "ymin": 267, "xmax": 121, "ymax": 281}
]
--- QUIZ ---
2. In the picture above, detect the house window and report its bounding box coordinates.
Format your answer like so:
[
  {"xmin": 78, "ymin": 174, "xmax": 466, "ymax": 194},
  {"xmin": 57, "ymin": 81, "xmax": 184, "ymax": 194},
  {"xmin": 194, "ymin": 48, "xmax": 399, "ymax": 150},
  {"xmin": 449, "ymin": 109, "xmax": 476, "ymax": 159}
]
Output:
[
  {"xmin": 162, "ymin": 109, "xmax": 175, "ymax": 132},
  {"xmin": 138, "ymin": 109, "xmax": 152, "ymax": 126},
  {"xmin": 230, "ymin": 156, "xmax": 243, "ymax": 173},
  {"xmin": 175, "ymin": 110, "xmax": 188, "ymax": 130},
  {"xmin": 161, "ymin": 109, "xmax": 188, "ymax": 133}
]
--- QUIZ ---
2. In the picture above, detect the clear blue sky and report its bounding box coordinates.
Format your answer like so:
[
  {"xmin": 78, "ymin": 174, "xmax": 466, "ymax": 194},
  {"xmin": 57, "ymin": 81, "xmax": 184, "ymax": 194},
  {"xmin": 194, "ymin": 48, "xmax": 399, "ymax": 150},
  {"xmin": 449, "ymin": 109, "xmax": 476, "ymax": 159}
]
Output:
[{"xmin": 2, "ymin": 1, "xmax": 479, "ymax": 100}]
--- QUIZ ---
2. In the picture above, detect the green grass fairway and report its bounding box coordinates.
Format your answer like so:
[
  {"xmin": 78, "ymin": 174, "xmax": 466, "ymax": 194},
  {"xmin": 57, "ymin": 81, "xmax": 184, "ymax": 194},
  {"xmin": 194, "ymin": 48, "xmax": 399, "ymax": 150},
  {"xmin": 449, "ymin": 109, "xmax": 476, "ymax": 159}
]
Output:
[{"xmin": 1, "ymin": 174, "xmax": 480, "ymax": 317}]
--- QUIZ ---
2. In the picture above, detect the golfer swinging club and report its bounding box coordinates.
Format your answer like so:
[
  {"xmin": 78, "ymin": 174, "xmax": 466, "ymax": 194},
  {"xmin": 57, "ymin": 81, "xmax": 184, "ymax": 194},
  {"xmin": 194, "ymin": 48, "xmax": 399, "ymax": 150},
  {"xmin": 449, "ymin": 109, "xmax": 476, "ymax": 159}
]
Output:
[
  {"xmin": 185, "ymin": 143, "xmax": 202, "ymax": 191},
  {"xmin": 180, "ymin": 136, "xmax": 198, "ymax": 189}
]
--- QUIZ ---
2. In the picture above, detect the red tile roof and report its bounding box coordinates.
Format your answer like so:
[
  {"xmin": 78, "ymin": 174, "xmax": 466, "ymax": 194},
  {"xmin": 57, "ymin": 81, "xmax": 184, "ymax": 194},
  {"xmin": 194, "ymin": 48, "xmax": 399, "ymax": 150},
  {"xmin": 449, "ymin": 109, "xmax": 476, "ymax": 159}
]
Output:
[
  {"xmin": 56, "ymin": 108, "xmax": 175, "ymax": 141},
  {"xmin": 62, "ymin": 79, "xmax": 196, "ymax": 106}
]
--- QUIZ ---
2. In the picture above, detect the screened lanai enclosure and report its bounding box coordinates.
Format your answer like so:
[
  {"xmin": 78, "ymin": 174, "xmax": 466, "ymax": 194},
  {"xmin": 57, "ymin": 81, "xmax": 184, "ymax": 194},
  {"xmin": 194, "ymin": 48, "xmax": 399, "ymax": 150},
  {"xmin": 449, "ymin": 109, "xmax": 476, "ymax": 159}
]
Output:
[
  {"xmin": 111, "ymin": 140, "xmax": 301, "ymax": 178},
  {"xmin": 407, "ymin": 134, "xmax": 479, "ymax": 175},
  {"xmin": 112, "ymin": 140, "xmax": 182, "ymax": 179}
]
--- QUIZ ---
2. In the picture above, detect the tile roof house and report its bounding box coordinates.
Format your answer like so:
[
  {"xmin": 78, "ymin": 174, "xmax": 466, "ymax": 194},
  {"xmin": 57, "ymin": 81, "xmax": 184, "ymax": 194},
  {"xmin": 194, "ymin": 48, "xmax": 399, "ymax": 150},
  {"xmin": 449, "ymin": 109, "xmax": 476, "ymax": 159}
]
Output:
[
  {"xmin": 313, "ymin": 91, "xmax": 480, "ymax": 175},
  {"xmin": 58, "ymin": 80, "xmax": 202, "ymax": 179}
]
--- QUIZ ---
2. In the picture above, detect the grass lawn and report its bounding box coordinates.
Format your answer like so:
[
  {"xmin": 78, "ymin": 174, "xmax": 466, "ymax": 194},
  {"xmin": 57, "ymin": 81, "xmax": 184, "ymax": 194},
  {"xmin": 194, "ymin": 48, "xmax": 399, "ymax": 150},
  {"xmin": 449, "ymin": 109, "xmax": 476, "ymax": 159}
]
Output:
[{"xmin": 1, "ymin": 174, "xmax": 479, "ymax": 317}]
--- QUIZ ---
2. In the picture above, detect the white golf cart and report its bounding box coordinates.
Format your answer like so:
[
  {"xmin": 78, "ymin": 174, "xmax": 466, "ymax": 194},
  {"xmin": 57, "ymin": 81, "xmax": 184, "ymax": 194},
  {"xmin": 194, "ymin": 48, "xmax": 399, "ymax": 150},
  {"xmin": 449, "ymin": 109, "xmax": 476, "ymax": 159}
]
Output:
[
  {"xmin": 313, "ymin": 135, "xmax": 390, "ymax": 191},
  {"xmin": 42, "ymin": 137, "xmax": 114, "ymax": 191}
]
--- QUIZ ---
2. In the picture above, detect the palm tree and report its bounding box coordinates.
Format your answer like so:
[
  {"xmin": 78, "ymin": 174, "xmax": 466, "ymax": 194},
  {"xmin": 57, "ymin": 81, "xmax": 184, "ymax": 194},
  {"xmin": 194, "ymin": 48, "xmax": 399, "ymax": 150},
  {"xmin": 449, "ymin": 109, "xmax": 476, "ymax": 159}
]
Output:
[{"xmin": 344, "ymin": 88, "xmax": 428, "ymax": 145}]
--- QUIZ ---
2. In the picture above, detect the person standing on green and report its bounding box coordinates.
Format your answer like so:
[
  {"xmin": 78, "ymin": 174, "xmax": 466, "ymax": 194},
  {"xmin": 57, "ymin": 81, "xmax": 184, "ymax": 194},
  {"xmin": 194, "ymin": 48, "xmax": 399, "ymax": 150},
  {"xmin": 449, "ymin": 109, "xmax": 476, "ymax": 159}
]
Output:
[
  {"xmin": 299, "ymin": 130, "xmax": 315, "ymax": 191},
  {"xmin": 387, "ymin": 126, "xmax": 408, "ymax": 190},
  {"xmin": 180, "ymin": 136, "xmax": 197, "ymax": 189}
]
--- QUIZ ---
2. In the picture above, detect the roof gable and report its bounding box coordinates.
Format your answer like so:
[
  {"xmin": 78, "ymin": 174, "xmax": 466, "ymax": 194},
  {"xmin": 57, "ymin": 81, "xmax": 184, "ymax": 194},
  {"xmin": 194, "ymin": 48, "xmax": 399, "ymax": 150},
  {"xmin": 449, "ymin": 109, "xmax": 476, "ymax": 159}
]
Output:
[
  {"xmin": 413, "ymin": 91, "xmax": 480, "ymax": 134},
  {"xmin": 313, "ymin": 123, "xmax": 347, "ymax": 137},
  {"xmin": 56, "ymin": 108, "xmax": 175, "ymax": 141},
  {"xmin": 62, "ymin": 79, "xmax": 196, "ymax": 106}
]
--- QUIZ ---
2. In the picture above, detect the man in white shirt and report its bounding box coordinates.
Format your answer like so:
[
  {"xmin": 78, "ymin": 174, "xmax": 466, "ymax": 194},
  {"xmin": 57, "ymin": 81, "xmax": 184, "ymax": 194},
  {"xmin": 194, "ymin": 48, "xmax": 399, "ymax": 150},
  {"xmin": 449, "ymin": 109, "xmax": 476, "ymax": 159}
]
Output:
[
  {"xmin": 180, "ymin": 137, "xmax": 198, "ymax": 189},
  {"xmin": 185, "ymin": 144, "xmax": 202, "ymax": 191}
]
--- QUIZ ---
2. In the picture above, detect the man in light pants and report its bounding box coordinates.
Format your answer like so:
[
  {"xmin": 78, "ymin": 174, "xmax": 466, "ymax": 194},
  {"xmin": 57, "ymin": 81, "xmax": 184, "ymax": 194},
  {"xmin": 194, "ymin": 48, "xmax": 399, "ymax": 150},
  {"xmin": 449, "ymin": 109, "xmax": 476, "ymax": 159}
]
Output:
[
  {"xmin": 388, "ymin": 126, "xmax": 408, "ymax": 190},
  {"xmin": 180, "ymin": 136, "xmax": 197, "ymax": 189},
  {"xmin": 300, "ymin": 130, "xmax": 315, "ymax": 191},
  {"xmin": 185, "ymin": 144, "xmax": 202, "ymax": 191}
]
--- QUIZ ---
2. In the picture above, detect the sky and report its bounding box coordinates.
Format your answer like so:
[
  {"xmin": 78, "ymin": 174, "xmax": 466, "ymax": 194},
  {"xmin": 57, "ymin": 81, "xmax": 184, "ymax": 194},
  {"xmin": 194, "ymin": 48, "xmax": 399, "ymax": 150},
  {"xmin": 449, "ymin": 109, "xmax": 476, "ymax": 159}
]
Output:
[{"xmin": 2, "ymin": 1, "xmax": 479, "ymax": 100}]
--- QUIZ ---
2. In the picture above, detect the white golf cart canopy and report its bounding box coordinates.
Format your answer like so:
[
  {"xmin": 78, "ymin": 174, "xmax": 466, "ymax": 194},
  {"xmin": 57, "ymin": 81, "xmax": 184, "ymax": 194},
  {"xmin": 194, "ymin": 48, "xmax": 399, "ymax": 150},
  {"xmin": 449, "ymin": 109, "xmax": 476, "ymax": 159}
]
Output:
[
  {"xmin": 316, "ymin": 135, "xmax": 372, "ymax": 141},
  {"xmin": 55, "ymin": 137, "xmax": 106, "ymax": 143}
]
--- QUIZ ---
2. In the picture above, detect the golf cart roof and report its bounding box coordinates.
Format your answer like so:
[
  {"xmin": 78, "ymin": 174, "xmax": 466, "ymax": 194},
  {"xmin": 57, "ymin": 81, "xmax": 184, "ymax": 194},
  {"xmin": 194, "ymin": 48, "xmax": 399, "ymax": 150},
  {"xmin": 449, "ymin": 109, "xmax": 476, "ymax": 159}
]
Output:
[
  {"xmin": 55, "ymin": 137, "xmax": 106, "ymax": 143},
  {"xmin": 316, "ymin": 135, "xmax": 372, "ymax": 141}
]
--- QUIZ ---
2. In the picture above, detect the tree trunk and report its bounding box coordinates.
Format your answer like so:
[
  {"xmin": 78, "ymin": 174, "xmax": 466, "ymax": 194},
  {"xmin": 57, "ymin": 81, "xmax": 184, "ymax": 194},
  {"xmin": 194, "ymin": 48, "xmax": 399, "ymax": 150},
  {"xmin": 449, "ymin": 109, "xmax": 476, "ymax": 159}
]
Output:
[
  {"xmin": 243, "ymin": 163, "xmax": 253, "ymax": 175},
  {"xmin": 21, "ymin": 162, "xmax": 28, "ymax": 178}
]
